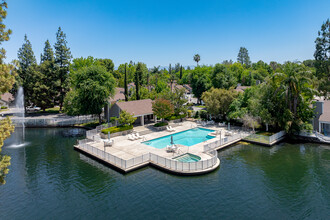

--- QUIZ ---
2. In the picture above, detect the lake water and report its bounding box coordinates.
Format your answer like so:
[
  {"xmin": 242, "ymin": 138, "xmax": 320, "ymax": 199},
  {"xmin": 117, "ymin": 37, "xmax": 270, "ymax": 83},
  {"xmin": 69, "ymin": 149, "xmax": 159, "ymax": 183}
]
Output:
[{"xmin": 1, "ymin": 128, "xmax": 330, "ymax": 219}]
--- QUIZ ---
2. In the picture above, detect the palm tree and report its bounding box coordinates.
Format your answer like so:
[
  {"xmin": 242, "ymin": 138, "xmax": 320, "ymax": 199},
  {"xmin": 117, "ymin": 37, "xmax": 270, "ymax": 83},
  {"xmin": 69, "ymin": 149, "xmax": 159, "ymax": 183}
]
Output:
[
  {"xmin": 272, "ymin": 62, "xmax": 315, "ymax": 132},
  {"xmin": 193, "ymin": 54, "xmax": 200, "ymax": 66}
]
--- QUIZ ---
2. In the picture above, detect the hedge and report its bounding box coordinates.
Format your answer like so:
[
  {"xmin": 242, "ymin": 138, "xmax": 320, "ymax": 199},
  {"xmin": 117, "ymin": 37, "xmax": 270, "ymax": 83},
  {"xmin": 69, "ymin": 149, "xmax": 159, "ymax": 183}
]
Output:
[
  {"xmin": 154, "ymin": 122, "xmax": 168, "ymax": 127},
  {"xmin": 101, "ymin": 125, "xmax": 133, "ymax": 134},
  {"xmin": 165, "ymin": 114, "xmax": 185, "ymax": 121}
]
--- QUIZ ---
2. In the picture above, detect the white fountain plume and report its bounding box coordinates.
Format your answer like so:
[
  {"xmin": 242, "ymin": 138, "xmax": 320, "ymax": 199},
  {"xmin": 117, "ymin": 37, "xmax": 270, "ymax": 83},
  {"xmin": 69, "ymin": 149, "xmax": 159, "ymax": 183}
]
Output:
[{"xmin": 15, "ymin": 86, "xmax": 25, "ymax": 142}]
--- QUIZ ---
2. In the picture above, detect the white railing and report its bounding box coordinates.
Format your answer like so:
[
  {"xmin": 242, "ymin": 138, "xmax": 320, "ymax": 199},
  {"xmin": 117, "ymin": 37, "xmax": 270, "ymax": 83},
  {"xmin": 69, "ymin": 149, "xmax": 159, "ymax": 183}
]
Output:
[
  {"xmin": 77, "ymin": 139, "xmax": 219, "ymax": 172},
  {"xmin": 269, "ymin": 130, "xmax": 286, "ymax": 143},
  {"xmin": 243, "ymin": 130, "xmax": 286, "ymax": 144},
  {"xmin": 86, "ymin": 122, "xmax": 116, "ymax": 140},
  {"xmin": 149, "ymin": 150, "xmax": 218, "ymax": 172},
  {"xmin": 11, "ymin": 115, "xmax": 98, "ymax": 127},
  {"xmin": 77, "ymin": 139, "xmax": 149, "ymax": 170},
  {"xmin": 204, "ymin": 133, "xmax": 242, "ymax": 152},
  {"xmin": 314, "ymin": 131, "xmax": 330, "ymax": 143}
]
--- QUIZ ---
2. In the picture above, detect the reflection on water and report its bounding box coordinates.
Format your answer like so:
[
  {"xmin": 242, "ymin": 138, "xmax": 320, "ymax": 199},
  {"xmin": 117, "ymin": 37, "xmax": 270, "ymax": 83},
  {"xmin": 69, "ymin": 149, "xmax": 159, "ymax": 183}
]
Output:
[{"xmin": 1, "ymin": 128, "xmax": 330, "ymax": 219}]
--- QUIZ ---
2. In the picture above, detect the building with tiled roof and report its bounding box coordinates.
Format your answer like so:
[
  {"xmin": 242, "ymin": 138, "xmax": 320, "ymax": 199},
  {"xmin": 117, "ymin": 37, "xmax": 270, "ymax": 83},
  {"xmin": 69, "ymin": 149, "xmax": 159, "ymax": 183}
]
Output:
[{"xmin": 109, "ymin": 99, "xmax": 155, "ymax": 125}]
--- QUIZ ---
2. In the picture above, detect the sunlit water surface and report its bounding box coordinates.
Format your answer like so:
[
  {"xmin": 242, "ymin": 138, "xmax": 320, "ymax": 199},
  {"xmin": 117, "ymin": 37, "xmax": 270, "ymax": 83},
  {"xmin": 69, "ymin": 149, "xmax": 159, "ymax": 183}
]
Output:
[{"xmin": 1, "ymin": 128, "xmax": 330, "ymax": 219}]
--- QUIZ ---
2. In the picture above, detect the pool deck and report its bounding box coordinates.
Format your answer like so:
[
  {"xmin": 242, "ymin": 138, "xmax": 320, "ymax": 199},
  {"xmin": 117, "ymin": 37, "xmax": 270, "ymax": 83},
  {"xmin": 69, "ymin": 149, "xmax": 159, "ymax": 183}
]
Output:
[{"xmin": 75, "ymin": 121, "xmax": 246, "ymax": 175}]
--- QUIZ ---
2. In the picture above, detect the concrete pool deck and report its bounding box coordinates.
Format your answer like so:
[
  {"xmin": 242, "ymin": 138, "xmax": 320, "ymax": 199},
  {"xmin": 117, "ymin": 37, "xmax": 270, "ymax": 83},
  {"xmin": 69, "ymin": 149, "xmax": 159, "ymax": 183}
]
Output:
[{"xmin": 75, "ymin": 121, "xmax": 248, "ymax": 175}]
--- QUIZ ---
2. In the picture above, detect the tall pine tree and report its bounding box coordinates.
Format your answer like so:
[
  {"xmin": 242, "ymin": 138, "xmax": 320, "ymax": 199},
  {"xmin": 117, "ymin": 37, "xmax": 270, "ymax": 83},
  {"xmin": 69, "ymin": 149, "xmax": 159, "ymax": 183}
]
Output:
[
  {"xmin": 135, "ymin": 62, "xmax": 143, "ymax": 100},
  {"xmin": 40, "ymin": 39, "xmax": 54, "ymax": 62},
  {"xmin": 124, "ymin": 63, "xmax": 128, "ymax": 101},
  {"xmin": 237, "ymin": 47, "xmax": 251, "ymax": 67},
  {"xmin": 54, "ymin": 27, "xmax": 72, "ymax": 111},
  {"xmin": 314, "ymin": 19, "xmax": 330, "ymax": 98},
  {"xmin": 17, "ymin": 35, "xmax": 37, "ymax": 108},
  {"xmin": 32, "ymin": 40, "xmax": 57, "ymax": 111}
]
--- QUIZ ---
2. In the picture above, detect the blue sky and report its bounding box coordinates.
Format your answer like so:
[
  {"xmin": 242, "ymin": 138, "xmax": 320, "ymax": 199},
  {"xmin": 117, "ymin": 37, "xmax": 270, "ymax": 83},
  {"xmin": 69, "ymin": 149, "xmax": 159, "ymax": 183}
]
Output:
[{"xmin": 3, "ymin": 0, "xmax": 330, "ymax": 67}]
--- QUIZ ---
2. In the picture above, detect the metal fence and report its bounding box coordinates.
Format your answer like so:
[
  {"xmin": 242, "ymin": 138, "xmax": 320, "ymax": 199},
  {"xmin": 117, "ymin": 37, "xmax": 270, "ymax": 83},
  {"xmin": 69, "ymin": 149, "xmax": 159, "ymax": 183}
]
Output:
[{"xmin": 77, "ymin": 139, "xmax": 219, "ymax": 172}]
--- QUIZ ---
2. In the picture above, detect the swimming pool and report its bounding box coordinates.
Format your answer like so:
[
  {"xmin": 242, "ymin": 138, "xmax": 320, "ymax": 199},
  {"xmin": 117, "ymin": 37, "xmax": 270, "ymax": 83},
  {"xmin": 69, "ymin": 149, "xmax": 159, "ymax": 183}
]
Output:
[
  {"xmin": 142, "ymin": 127, "xmax": 215, "ymax": 149},
  {"xmin": 173, "ymin": 153, "xmax": 201, "ymax": 162}
]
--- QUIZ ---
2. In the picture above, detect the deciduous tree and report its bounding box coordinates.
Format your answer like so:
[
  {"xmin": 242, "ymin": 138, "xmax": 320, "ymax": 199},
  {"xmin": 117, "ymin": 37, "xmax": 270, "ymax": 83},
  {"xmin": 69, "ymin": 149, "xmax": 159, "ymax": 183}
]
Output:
[{"xmin": 152, "ymin": 98, "xmax": 174, "ymax": 121}]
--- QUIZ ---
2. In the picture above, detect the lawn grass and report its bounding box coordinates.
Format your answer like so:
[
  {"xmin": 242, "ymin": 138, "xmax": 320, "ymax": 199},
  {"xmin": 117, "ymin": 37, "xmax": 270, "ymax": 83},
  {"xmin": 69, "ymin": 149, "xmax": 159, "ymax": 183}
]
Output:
[
  {"xmin": 195, "ymin": 105, "xmax": 206, "ymax": 108},
  {"xmin": 255, "ymin": 131, "xmax": 275, "ymax": 136},
  {"xmin": 76, "ymin": 121, "xmax": 100, "ymax": 128},
  {"xmin": 29, "ymin": 107, "xmax": 61, "ymax": 114}
]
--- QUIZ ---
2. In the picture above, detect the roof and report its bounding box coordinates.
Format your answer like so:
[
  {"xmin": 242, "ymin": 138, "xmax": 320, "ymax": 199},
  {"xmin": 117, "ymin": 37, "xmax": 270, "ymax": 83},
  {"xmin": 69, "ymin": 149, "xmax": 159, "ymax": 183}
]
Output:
[
  {"xmin": 320, "ymin": 100, "xmax": 330, "ymax": 123},
  {"xmin": 109, "ymin": 88, "xmax": 125, "ymax": 102},
  {"xmin": 116, "ymin": 99, "xmax": 153, "ymax": 116},
  {"xmin": 1, "ymin": 92, "xmax": 14, "ymax": 103},
  {"xmin": 183, "ymin": 84, "xmax": 192, "ymax": 91},
  {"xmin": 235, "ymin": 86, "xmax": 250, "ymax": 93}
]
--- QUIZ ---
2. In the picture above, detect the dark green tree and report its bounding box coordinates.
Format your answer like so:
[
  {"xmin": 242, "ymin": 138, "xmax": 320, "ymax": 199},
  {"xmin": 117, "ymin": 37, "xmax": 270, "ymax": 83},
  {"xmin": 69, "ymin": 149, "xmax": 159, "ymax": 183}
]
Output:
[
  {"xmin": 193, "ymin": 54, "xmax": 200, "ymax": 66},
  {"xmin": 66, "ymin": 65, "xmax": 116, "ymax": 123},
  {"xmin": 124, "ymin": 63, "xmax": 128, "ymax": 101},
  {"xmin": 212, "ymin": 64, "xmax": 237, "ymax": 89},
  {"xmin": 191, "ymin": 66, "xmax": 211, "ymax": 104},
  {"xmin": 168, "ymin": 63, "xmax": 176, "ymax": 91},
  {"xmin": 134, "ymin": 62, "xmax": 143, "ymax": 100},
  {"xmin": 32, "ymin": 61, "xmax": 58, "ymax": 111},
  {"xmin": 314, "ymin": 19, "xmax": 330, "ymax": 98},
  {"xmin": 97, "ymin": 58, "xmax": 114, "ymax": 72},
  {"xmin": 237, "ymin": 47, "xmax": 251, "ymax": 67},
  {"xmin": 17, "ymin": 35, "xmax": 37, "ymax": 108},
  {"xmin": 40, "ymin": 39, "xmax": 54, "ymax": 62},
  {"xmin": 179, "ymin": 65, "xmax": 183, "ymax": 79},
  {"xmin": 54, "ymin": 27, "xmax": 72, "ymax": 111}
]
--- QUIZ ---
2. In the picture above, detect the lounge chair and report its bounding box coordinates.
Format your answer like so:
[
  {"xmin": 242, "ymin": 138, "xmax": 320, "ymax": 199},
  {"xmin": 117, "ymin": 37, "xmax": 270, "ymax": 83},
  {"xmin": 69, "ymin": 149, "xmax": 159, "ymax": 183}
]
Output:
[
  {"xmin": 166, "ymin": 126, "xmax": 173, "ymax": 132},
  {"xmin": 166, "ymin": 145, "xmax": 177, "ymax": 153},
  {"xmin": 169, "ymin": 126, "xmax": 176, "ymax": 131},
  {"xmin": 135, "ymin": 133, "xmax": 143, "ymax": 139},
  {"xmin": 131, "ymin": 134, "xmax": 139, "ymax": 140},
  {"xmin": 103, "ymin": 139, "xmax": 114, "ymax": 147},
  {"xmin": 128, "ymin": 134, "xmax": 135, "ymax": 141}
]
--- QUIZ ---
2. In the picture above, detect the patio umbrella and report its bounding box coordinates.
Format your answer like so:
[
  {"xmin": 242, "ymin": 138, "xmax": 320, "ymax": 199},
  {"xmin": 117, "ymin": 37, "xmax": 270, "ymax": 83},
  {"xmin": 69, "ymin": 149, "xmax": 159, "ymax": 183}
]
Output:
[
  {"xmin": 108, "ymin": 131, "xmax": 110, "ymax": 140},
  {"xmin": 170, "ymin": 135, "xmax": 174, "ymax": 145}
]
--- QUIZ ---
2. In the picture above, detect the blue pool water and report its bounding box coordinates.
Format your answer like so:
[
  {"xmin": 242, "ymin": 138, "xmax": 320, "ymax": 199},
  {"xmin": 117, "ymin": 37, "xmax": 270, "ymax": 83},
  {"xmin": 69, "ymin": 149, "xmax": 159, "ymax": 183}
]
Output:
[{"xmin": 143, "ymin": 127, "xmax": 215, "ymax": 149}]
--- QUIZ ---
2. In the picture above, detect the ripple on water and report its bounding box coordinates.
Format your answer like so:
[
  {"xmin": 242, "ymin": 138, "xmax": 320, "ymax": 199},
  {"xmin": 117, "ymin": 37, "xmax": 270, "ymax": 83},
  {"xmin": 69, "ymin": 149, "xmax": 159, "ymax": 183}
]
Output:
[{"xmin": 1, "ymin": 128, "xmax": 330, "ymax": 219}]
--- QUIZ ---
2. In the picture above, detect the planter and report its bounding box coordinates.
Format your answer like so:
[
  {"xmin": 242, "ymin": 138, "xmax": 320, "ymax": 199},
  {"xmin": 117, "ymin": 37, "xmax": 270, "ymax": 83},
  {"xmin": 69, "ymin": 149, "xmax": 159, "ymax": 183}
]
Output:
[
  {"xmin": 100, "ymin": 129, "xmax": 133, "ymax": 139},
  {"xmin": 154, "ymin": 125, "xmax": 168, "ymax": 131}
]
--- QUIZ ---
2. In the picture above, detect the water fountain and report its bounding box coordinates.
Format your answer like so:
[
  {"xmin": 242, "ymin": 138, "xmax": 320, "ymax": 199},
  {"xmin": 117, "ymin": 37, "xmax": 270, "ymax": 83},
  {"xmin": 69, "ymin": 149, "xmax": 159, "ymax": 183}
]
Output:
[{"xmin": 8, "ymin": 86, "xmax": 27, "ymax": 148}]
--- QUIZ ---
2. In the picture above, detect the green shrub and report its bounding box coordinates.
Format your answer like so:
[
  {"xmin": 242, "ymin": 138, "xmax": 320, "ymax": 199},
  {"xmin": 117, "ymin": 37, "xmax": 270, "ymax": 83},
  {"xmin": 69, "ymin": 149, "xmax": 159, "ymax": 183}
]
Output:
[
  {"xmin": 1, "ymin": 106, "xmax": 8, "ymax": 109},
  {"xmin": 194, "ymin": 111, "xmax": 199, "ymax": 118},
  {"xmin": 200, "ymin": 110, "xmax": 208, "ymax": 119},
  {"xmin": 110, "ymin": 117, "xmax": 118, "ymax": 123},
  {"xmin": 154, "ymin": 122, "xmax": 168, "ymax": 127},
  {"xmin": 165, "ymin": 114, "xmax": 185, "ymax": 121},
  {"xmin": 187, "ymin": 110, "xmax": 192, "ymax": 118},
  {"xmin": 101, "ymin": 125, "xmax": 133, "ymax": 134}
]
